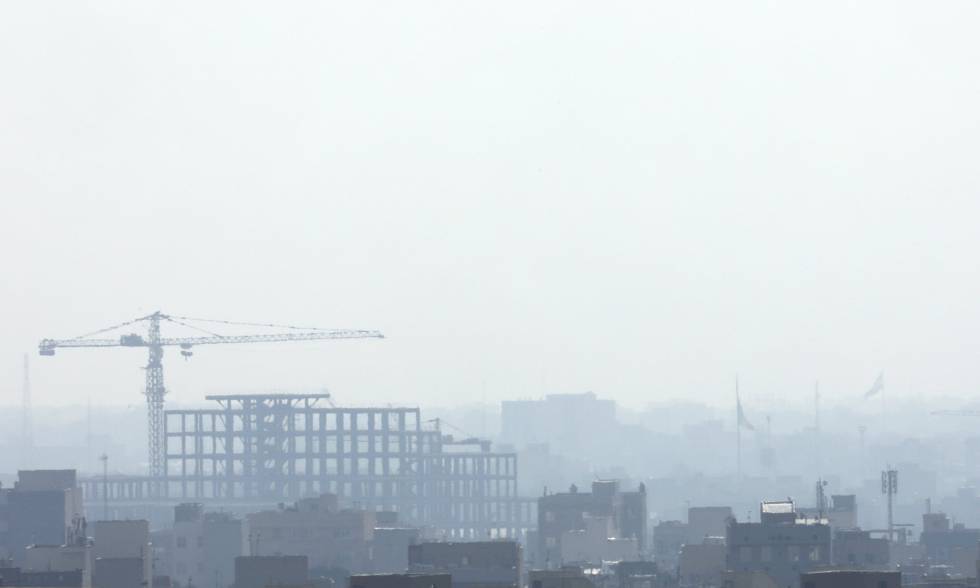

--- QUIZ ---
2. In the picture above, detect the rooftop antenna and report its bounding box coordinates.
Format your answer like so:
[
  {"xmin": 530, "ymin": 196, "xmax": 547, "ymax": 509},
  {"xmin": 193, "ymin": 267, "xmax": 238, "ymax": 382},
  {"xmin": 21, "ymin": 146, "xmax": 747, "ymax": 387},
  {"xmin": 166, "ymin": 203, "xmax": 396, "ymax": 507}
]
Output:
[{"xmin": 21, "ymin": 353, "xmax": 33, "ymax": 468}]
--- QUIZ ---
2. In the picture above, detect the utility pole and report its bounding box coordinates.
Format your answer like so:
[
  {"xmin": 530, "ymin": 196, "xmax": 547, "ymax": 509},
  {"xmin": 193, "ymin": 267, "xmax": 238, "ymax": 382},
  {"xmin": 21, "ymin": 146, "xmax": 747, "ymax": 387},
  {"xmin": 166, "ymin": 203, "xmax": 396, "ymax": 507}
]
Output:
[
  {"xmin": 100, "ymin": 453, "xmax": 109, "ymax": 520},
  {"xmin": 882, "ymin": 468, "xmax": 898, "ymax": 542}
]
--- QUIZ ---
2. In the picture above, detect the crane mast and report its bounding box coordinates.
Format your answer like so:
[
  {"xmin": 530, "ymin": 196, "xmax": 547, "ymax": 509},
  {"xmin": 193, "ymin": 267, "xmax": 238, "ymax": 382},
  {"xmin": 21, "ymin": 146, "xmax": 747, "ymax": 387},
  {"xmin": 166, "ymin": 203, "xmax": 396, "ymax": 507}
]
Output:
[
  {"xmin": 146, "ymin": 313, "xmax": 165, "ymax": 478},
  {"xmin": 40, "ymin": 311, "xmax": 383, "ymax": 479}
]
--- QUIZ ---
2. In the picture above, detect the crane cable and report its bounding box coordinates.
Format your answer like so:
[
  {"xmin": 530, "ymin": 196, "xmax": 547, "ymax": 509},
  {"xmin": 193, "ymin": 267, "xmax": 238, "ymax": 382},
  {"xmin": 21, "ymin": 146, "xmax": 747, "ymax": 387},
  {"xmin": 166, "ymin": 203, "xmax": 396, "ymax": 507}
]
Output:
[
  {"xmin": 169, "ymin": 315, "xmax": 339, "ymax": 332},
  {"xmin": 162, "ymin": 316, "xmax": 227, "ymax": 339},
  {"xmin": 67, "ymin": 317, "xmax": 148, "ymax": 341}
]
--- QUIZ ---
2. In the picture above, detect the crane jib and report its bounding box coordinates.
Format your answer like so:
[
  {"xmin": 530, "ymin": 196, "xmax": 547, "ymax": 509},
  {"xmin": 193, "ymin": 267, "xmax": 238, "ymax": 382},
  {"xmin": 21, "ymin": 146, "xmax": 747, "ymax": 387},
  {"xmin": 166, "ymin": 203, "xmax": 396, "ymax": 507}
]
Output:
[{"xmin": 36, "ymin": 312, "xmax": 383, "ymax": 482}]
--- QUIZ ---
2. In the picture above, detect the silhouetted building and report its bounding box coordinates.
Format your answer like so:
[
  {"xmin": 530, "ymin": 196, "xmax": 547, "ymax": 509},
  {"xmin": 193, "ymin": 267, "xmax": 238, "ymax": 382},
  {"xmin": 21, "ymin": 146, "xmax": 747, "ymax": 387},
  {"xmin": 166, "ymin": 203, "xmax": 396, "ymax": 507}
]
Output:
[
  {"xmin": 408, "ymin": 541, "xmax": 521, "ymax": 588},
  {"xmin": 528, "ymin": 568, "xmax": 595, "ymax": 588},
  {"xmin": 349, "ymin": 573, "xmax": 450, "ymax": 588},
  {"xmin": 833, "ymin": 530, "xmax": 888, "ymax": 569},
  {"xmin": 234, "ymin": 556, "xmax": 307, "ymax": 588},
  {"xmin": 537, "ymin": 481, "xmax": 646, "ymax": 568},
  {"xmin": 687, "ymin": 507, "xmax": 733, "ymax": 545},
  {"xmin": 0, "ymin": 471, "xmax": 84, "ymax": 565},
  {"xmin": 652, "ymin": 521, "xmax": 687, "ymax": 570},
  {"xmin": 801, "ymin": 570, "xmax": 900, "ymax": 588},
  {"xmin": 919, "ymin": 513, "xmax": 980, "ymax": 577},
  {"xmin": 93, "ymin": 557, "xmax": 143, "ymax": 588},
  {"xmin": 726, "ymin": 501, "xmax": 831, "ymax": 588},
  {"xmin": 247, "ymin": 495, "xmax": 374, "ymax": 572},
  {"xmin": 679, "ymin": 538, "xmax": 725, "ymax": 586},
  {"xmin": 370, "ymin": 528, "xmax": 420, "ymax": 573}
]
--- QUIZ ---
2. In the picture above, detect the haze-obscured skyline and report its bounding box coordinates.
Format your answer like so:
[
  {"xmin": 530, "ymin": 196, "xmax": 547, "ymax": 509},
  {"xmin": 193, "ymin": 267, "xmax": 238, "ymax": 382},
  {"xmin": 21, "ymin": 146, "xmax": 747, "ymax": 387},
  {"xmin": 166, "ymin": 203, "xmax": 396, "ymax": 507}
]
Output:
[{"xmin": 3, "ymin": 2, "xmax": 979, "ymax": 409}]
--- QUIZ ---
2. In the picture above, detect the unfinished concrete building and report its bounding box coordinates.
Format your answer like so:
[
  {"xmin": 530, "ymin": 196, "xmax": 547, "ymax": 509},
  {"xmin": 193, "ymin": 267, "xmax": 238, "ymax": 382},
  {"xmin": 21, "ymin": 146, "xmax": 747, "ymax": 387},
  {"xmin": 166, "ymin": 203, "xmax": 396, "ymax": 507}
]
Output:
[{"xmin": 80, "ymin": 394, "xmax": 534, "ymax": 539}]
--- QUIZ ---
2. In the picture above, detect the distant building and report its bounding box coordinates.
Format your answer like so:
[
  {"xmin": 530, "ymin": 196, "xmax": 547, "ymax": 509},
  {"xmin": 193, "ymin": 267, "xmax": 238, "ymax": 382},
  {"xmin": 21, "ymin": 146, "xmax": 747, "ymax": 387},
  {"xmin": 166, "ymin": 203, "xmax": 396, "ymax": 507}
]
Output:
[
  {"xmin": 801, "ymin": 570, "xmax": 900, "ymax": 588},
  {"xmin": 919, "ymin": 512, "xmax": 980, "ymax": 577},
  {"xmin": 652, "ymin": 520, "xmax": 687, "ymax": 570},
  {"xmin": 828, "ymin": 496, "xmax": 857, "ymax": 530},
  {"xmin": 169, "ymin": 504, "xmax": 244, "ymax": 588},
  {"xmin": 560, "ymin": 516, "xmax": 638, "ymax": 564},
  {"xmin": 408, "ymin": 541, "xmax": 521, "ymax": 588},
  {"xmin": 0, "ymin": 470, "xmax": 84, "ymax": 565},
  {"xmin": 93, "ymin": 558, "xmax": 143, "ymax": 588},
  {"xmin": 832, "ymin": 530, "xmax": 888, "ymax": 569},
  {"xmin": 726, "ymin": 500, "xmax": 831, "ymax": 588},
  {"xmin": 370, "ymin": 528, "xmax": 420, "ymax": 574},
  {"xmin": 349, "ymin": 573, "xmax": 451, "ymax": 588},
  {"xmin": 501, "ymin": 393, "xmax": 617, "ymax": 452},
  {"xmin": 537, "ymin": 481, "xmax": 646, "ymax": 568},
  {"xmin": 687, "ymin": 507, "xmax": 733, "ymax": 545},
  {"xmin": 23, "ymin": 544, "xmax": 91, "ymax": 588},
  {"xmin": 246, "ymin": 495, "xmax": 375, "ymax": 572},
  {"xmin": 234, "ymin": 556, "xmax": 307, "ymax": 588},
  {"xmin": 0, "ymin": 566, "xmax": 86, "ymax": 588},
  {"xmin": 679, "ymin": 538, "xmax": 725, "ymax": 586},
  {"xmin": 528, "ymin": 568, "xmax": 596, "ymax": 588},
  {"xmin": 91, "ymin": 520, "xmax": 150, "ymax": 588}
]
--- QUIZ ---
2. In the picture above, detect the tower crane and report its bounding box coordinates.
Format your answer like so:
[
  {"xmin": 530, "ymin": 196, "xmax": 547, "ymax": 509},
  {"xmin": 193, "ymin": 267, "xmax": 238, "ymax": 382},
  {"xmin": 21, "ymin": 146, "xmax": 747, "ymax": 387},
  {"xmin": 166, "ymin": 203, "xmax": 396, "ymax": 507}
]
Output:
[{"xmin": 39, "ymin": 311, "xmax": 383, "ymax": 479}]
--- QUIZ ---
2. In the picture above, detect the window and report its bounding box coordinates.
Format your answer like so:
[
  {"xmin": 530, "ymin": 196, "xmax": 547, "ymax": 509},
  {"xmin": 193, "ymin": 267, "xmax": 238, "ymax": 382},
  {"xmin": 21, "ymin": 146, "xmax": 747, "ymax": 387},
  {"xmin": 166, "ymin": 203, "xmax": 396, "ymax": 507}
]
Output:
[
  {"xmin": 760, "ymin": 546, "xmax": 772, "ymax": 562},
  {"xmin": 788, "ymin": 546, "xmax": 800, "ymax": 562},
  {"xmin": 809, "ymin": 546, "xmax": 821, "ymax": 561}
]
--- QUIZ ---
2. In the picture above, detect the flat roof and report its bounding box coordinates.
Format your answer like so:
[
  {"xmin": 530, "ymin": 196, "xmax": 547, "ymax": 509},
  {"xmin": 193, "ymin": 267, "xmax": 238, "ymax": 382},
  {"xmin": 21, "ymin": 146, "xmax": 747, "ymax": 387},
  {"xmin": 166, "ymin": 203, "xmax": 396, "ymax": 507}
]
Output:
[{"xmin": 205, "ymin": 393, "xmax": 331, "ymax": 400}]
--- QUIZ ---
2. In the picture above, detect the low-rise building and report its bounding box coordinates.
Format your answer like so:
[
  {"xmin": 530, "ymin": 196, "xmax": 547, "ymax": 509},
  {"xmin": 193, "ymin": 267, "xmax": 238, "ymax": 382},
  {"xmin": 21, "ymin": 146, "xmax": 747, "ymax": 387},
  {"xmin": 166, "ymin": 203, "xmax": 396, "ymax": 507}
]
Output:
[
  {"xmin": 370, "ymin": 528, "xmax": 420, "ymax": 573},
  {"xmin": 687, "ymin": 507, "xmax": 732, "ymax": 545},
  {"xmin": 0, "ymin": 470, "xmax": 85, "ymax": 565},
  {"xmin": 652, "ymin": 521, "xmax": 687, "ymax": 570},
  {"xmin": 560, "ymin": 516, "xmax": 638, "ymax": 565},
  {"xmin": 537, "ymin": 481, "xmax": 647, "ymax": 569},
  {"xmin": 247, "ymin": 495, "xmax": 374, "ymax": 572},
  {"xmin": 801, "ymin": 570, "xmax": 900, "ymax": 588},
  {"xmin": 92, "ymin": 520, "xmax": 150, "ymax": 588},
  {"xmin": 726, "ymin": 500, "xmax": 830, "ymax": 588},
  {"xmin": 234, "ymin": 555, "xmax": 307, "ymax": 588},
  {"xmin": 529, "ymin": 568, "xmax": 596, "ymax": 588},
  {"xmin": 679, "ymin": 538, "xmax": 725, "ymax": 586},
  {"xmin": 349, "ymin": 573, "xmax": 451, "ymax": 588},
  {"xmin": 832, "ymin": 530, "xmax": 888, "ymax": 569},
  {"xmin": 408, "ymin": 541, "xmax": 521, "ymax": 588}
]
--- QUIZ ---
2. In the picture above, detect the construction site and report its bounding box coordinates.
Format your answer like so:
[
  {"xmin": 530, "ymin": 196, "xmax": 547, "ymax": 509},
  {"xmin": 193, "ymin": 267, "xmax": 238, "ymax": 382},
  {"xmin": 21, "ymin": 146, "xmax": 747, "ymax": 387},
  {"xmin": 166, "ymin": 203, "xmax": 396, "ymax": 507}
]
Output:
[{"xmin": 36, "ymin": 312, "xmax": 536, "ymax": 539}]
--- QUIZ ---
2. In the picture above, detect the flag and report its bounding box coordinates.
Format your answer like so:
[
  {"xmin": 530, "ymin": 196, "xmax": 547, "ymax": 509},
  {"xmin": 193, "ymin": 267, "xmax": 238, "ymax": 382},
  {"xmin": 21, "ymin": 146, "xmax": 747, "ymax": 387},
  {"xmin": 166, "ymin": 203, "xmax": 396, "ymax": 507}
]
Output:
[
  {"xmin": 737, "ymin": 393, "xmax": 755, "ymax": 431},
  {"xmin": 864, "ymin": 372, "xmax": 884, "ymax": 399}
]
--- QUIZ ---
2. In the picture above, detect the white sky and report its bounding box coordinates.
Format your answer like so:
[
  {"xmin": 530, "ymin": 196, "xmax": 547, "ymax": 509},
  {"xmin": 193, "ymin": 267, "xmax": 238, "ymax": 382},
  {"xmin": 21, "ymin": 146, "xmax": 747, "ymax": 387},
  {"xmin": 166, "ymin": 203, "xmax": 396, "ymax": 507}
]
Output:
[{"xmin": 2, "ymin": 1, "xmax": 979, "ymax": 410}]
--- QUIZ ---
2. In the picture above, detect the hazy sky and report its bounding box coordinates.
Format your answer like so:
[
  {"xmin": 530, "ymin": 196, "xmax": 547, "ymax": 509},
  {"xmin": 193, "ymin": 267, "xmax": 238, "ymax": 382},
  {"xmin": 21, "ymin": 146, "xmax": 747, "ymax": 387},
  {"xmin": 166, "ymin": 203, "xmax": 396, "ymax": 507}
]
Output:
[{"xmin": 3, "ymin": 2, "xmax": 979, "ymax": 410}]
